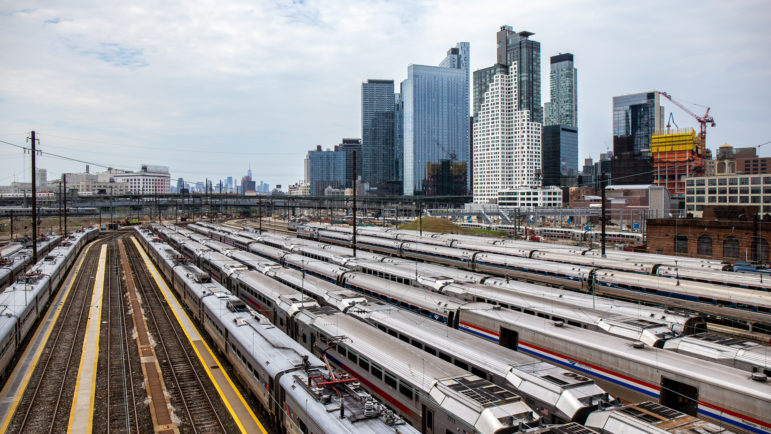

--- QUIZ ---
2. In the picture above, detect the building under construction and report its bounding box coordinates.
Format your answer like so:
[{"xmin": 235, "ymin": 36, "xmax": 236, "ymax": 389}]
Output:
[{"xmin": 650, "ymin": 127, "xmax": 709, "ymax": 197}]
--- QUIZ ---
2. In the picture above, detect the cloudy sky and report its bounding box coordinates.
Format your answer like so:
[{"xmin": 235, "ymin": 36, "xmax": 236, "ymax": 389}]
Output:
[{"xmin": 1, "ymin": 0, "xmax": 770, "ymax": 189}]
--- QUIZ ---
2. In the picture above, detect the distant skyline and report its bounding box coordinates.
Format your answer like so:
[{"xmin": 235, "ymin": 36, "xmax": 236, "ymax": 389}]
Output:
[{"xmin": 1, "ymin": 0, "xmax": 769, "ymax": 189}]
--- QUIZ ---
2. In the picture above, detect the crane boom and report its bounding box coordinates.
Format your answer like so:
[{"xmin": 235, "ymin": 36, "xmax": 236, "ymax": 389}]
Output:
[{"xmin": 658, "ymin": 91, "xmax": 716, "ymax": 141}]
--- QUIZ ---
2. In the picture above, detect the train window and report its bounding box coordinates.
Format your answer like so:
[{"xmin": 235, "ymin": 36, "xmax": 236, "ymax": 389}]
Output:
[
  {"xmin": 337, "ymin": 346, "xmax": 346, "ymax": 357},
  {"xmin": 660, "ymin": 377, "xmax": 698, "ymax": 416},
  {"xmin": 524, "ymin": 309, "xmax": 535, "ymax": 315},
  {"xmin": 399, "ymin": 334, "xmax": 410, "ymax": 343},
  {"xmin": 425, "ymin": 346, "xmax": 437, "ymax": 356},
  {"xmin": 499, "ymin": 327, "xmax": 519, "ymax": 351},
  {"xmin": 359, "ymin": 357, "xmax": 370, "ymax": 371},
  {"xmin": 388, "ymin": 329, "xmax": 398, "ymax": 337},
  {"xmin": 371, "ymin": 364, "xmax": 383, "ymax": 380},
  {"xmin": 399, "ymin": 382, "xmax": 413, "ymax": 400},
  {"xmin": 384, "ymin": 372, "xmax": 397, "ymax": 389},
  {"xmin": 438, "ymin": 352, "xmax": 452, "ymax": 362},
  {"xmin": 454, "ymin": 360, "xmax": 468, "ymax": 370},
  {"xmin": 377, "ymin": 324, "xmax": 387, "ymax": 333},
  {"xmin": 411, "ymin": 340, "xmax": 423, "ymax": 350},
  {"xmin": 567, "ymin": 321, "xmax": 581, "ymax": 327},
  {"xmin": 347, "ymin": 350, "xmax": 357, "ymax": 364}
]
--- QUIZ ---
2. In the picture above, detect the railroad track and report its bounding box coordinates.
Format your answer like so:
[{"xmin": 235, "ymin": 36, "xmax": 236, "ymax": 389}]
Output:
[
  {"xmin": 9, "ymin": 238, "xmax": 103, "ymax": 433},
  {"xmin": 93, "ymin": 233, "xmax": 147, "ymax": 433},
  {"xmin": 124, "ymin": 240, "xmax": 229, "ymax": 433}
]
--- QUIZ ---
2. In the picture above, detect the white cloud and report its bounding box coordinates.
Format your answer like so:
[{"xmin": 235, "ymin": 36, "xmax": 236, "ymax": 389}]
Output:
[{"xmin": 1, "ymin": 0, "xmax": 770, "ymax": 188}]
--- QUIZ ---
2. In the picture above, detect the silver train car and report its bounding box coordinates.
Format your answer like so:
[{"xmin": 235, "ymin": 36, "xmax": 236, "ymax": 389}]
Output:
[
  {"xmin": 0, "ymin": 228, "xmax": 97, "ymax": 380},
  {"xmin": 0, "ymin": 235, "xmax": 62, "ymax": 290},
  {"xmin": 458, "ymin": 304, "xmax": 770, "ymax": 433},
  {"xmin": 294, "ymin": 308, "xmax": 543, "ymax": 433},
  {"xmin": 135, "ymin": 227, "xmax": 417, "ymax": 434},
  {"xmin": 345, "ymin": 301, "xmax": 614, "ymax": 424}
]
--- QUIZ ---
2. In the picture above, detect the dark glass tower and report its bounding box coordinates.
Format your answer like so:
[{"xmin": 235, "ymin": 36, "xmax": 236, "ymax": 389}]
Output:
[
  {"xmin": 497, "ymin": 25, "xmax": 542, "ymax": 124},
  {"xmin": 542, "ymin": 125, "xmax": 578, "ymax": 187},
  {"xmin": 361, "ymin": 80, "xmax": 396, "ymax": 186}
]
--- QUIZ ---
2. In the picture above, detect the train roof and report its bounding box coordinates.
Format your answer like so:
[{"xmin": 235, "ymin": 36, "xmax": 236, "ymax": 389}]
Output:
[
  {"xmin": 266, "ymin": 267, "xmax": 366, "ymax": 311},
  {"xmin": 297, "ymin": 309, "xmax": 540, "ymax": 431},
  {"xmin": 445, "ymin": 282, "xmax": 677, "ymax": 346},
  {"xmin": 663, "ymin": 333, "xmax": 770, "ymax": 372},
  {"xmin": 349, "ymin": 303, "xmax": 609, "ymax": 416},
  {"xmin": 343, "ymin": 273, "xmax": 463, "ymax": 314},
  {"xmin": 597, "ymin": 270, "xmax": 771, "ymax": 310},
  {"xmin": 461, "ymin": 304, "xmax": 771, "ymax": 404},
  {"xmin": 483, "ymin": 278, "xmax": 695, "ymax": 327},
  {"xmin": 382, "ymin": 257, "xmax": 489, "ymax": 284},
  {"xmin": 585, "ymin": 401, "xmax": 731, "ymax": 433}
]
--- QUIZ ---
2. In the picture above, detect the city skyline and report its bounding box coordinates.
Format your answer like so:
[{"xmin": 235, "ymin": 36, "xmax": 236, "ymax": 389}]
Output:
[{"xmin": 1, "ymin": 1, "xmax": 769, "ymax": 190}]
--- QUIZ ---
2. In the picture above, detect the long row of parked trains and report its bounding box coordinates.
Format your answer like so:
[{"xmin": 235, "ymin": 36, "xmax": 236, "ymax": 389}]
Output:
[
  {"xmin": 159, "ymin": 222, "xmax": 770, "ymax": 433},
  {"xmin": 279, "ymin": 223, "xmax": 771, "ymax": 332},
  {"xmin": 135, "ymin": 226, "xmax": 623, "ymax": 434},
  {"xmin": 198, "ymin": 221, "xmax": 771, "ymax": 336},
  {"xmin": 189, "ymin": 222, "xmax": 771, "ymax": 373},
  {"xmin": 0, "ymin": 227, "xmax": 98, "ymax": 380}
]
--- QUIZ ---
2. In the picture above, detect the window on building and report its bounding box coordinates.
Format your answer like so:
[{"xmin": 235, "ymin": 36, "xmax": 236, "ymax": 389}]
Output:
[
  {"xmin": 674, "ymin": 235, "xmax": 688, "ymax": 254},
  {"xmin": 723, "ymin": 237, "xmax": 740, "ymax": 259},
  {"xmin": 740, "ymin": 177, "xmax": 749, "ymax": 185},
  {"xmin": 752, "ymin": 177, "xmax": 761, "ymax": 185},
  {"xmin": 697, "ymin": 235, "xmax": 713, "ymax": 257},
  {"xmin": 752, "ymin": 238, "xmax": 769, "ymax": 263},
  {"xmin": 718, "ymin": 178, "xmax": 727, "ymax": 185},
  {"xmin": 708, "ymin": 178, "xmax": 717, "ymax": 186}
]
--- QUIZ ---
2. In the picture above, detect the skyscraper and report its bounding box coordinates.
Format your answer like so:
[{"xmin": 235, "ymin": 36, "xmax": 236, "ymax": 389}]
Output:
[
  {"xmin": 338, "ymin": 138, "xmax": 362, "ymax": 188},
  {"xmin": 544, "ymin": 53, "xmax": 577, "ymax": 127},
  {"xmin": 401, "ymin": 42, "xmax": 470, "ymax": 195},
  {"xmin": 472, "ymin": 64, "xmax": 542, "ymax": 203},
  {"xmin": 361, "ymin": 80, "xmax": 396, "ymax": 186},
  {"xmin": 611, "ymin": 91, "xmax": 664, "ymax": 184},
  {"xmin": 542, "ymin": 125, "xmax": 578, "ymax": 187},
  {"xmin": 307, "ymin": 145, "xmax": 346, "ymax": 195},
  {"xmin": 496, "ymin": 26, "xmax": 542, "ymax": 124}
]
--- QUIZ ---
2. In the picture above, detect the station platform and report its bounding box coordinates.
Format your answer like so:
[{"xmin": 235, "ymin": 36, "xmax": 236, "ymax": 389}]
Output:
[
  {"xmin": 130, "ymin": 236, "xmax": 266, "ymax": 434},
  {"xmin": 67, "ymin": 244, "xmax": 107, "ymax": 432}
]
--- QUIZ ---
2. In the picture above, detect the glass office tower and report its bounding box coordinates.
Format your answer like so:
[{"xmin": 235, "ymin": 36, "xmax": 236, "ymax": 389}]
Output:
[
  {"xmin": 361, "ymin": 80, "xmax": 396, "ymax": 185},
  {"xmin": 544, "ymin": 53, "xmax": 577, "ymax": 128},
  {"xmin": 401, "ymin": 43, "xmax": 470, "ymax": 196},
  {"xmin": 611, "ymin": 91, "xmax": 664, "ymax": 184},
  {"xmin": 542, "ymin": 125, "xmax": 578, "ymax": 187}
]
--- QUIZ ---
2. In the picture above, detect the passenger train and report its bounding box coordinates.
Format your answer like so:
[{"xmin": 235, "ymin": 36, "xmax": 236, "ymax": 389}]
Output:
[
  {"xmin": 1, "ymin": 235, "xmax": 62, "ymax": 290},
  {"xmin": 150, "ymin": 223, "xmax": 750, "ymax": 433},
  {"xmin": 0, "ymin": 228, "xmax": 98, "ymax": 381}
]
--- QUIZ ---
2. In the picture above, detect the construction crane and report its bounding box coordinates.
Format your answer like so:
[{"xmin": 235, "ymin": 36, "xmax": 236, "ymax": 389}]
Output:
[{"xmin": 658, "ymin": 91, "xmax": 716, "ymax": 143}]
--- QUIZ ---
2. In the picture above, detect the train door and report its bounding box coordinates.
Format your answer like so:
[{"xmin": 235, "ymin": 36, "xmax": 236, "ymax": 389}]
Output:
[
  {"xmin": 499, "ymin": 327, "xmax": 518, "ymax": 351},
  {"xmin": 659, "ymin": 377, "xmax": 698, "ymax": 416},
  {"xmin": 421, "ymin": 404, "xmax": 434, "ymax": 433}
]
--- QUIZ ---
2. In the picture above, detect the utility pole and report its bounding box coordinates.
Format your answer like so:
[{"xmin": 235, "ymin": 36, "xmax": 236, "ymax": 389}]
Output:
[
  {"xmin": 29, "ymin": 131, "xmax": 38, "ymax": 263},
  {"xmin": 258, "ymin": 195, "xmax": 262, "ymax": 233},
  {"xmin": 601, "ymin": 172, "xmax": 607, "ymax": 257},
  {"xmin": 110, "ymin": 186, "xmax": 113, "ymax": 230},
  {"xmin": 58, "ymin": 182, "xmax": 62, "ymax": 235},
  {"xmin": 63, "ymin": 174, "xmax": 67, "ymax": 235},
  {"xmin": 418, "ymin": 200, "xmax": 423, "ymax": 237},
  {"xmin": 352, "ymin": 150, "xmax": 357, "ymax": 257}
]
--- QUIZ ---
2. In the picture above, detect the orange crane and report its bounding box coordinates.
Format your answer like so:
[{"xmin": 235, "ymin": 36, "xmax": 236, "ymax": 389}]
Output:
[{"xmin": 658, "ymin": 91, "xmax": 716, "ymax": 143}]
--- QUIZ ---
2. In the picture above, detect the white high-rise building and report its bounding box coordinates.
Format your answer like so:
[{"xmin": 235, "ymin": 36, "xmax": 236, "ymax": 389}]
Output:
[{"xmin": 473, "ymin": 64, "xmax": 542, "ymax": 204}]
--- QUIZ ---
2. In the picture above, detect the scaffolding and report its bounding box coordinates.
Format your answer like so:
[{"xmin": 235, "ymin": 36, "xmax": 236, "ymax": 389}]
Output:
[{"xmin": 650, "ymin": 128, "xmax": 707, "ymax": 197}]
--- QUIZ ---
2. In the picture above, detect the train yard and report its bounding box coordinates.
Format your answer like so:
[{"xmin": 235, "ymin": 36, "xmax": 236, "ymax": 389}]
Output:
[{"xmin": 0, "ymin": 218, "xmax": 768, "ymax": 433}]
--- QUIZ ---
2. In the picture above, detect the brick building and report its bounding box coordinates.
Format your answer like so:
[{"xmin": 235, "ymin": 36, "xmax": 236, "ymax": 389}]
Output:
[{"xmin": 646, "ymin": 206, "xmax": 770, "ymax": 263}]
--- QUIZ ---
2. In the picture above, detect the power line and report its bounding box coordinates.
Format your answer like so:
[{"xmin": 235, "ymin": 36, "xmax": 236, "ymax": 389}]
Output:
[{"xmin": 0, "ymin": 139, "xmax": 128, "ymax": 171}]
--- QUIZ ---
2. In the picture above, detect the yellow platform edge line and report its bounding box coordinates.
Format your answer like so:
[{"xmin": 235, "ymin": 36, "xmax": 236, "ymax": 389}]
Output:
[
  {"xmin": 0, "ymin": 242, "xmax": 96, "ymax": 433},
  {"xmin": 67, "ymin": 244, "xmax": 107, "ymax": 433},
  {"xmin": 130, "ymin": 236, "xmax": 266, "ymax": 434}
]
